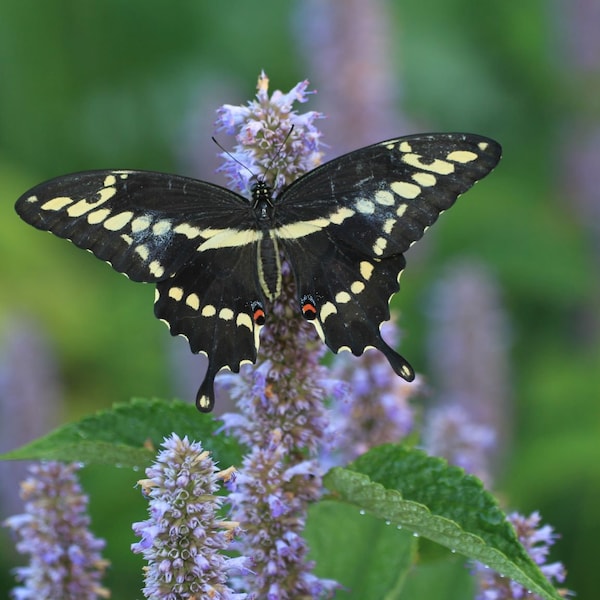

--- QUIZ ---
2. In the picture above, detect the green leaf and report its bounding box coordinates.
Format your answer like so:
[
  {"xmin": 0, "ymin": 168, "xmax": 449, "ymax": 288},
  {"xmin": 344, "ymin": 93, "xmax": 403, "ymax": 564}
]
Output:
[
  {"xmin": 305, "ymin": 499, "xmax": 417, "ymax": 599},
  {"xmin": 400, "ymin": 551, "xmax": 475, "ymax": 600},
  {"xmin": 323, "ymin": 444, "xmax": 563, "ymax": 600},
  {"xmin": 0, "ymin": 397, "xmax": 242, "ymax": 469}
]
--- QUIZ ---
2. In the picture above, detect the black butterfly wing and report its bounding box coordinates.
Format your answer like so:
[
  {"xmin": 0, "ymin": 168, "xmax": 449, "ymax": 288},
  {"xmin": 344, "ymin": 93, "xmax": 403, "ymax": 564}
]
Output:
[
  {"xmin": 282, "ymin": 233, "xmax": 414, "ymax": 379},
  {"xmin": 277, "ymin": 133, "xmax": 501, "ymax": 376},
  {"xmin": 277, "ymin": 133, "xmax": 501, "ymax": 258},
  {"xmin": 15, "ymin": 170, "xmax": 256, "ymax": 282},
  {"xmin": 16, "ymin": 170, "xmax": 266, "ymax": 411},
  {"xmin": 154, "ymin": 241, "xmax": 265, "ymax": 412}
]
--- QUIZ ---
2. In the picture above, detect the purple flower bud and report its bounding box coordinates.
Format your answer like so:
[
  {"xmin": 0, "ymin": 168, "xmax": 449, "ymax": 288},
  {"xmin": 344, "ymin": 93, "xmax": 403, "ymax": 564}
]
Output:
[{"xmin": 214, "ymin": 71, "xmax": 323, "ymax": 196}]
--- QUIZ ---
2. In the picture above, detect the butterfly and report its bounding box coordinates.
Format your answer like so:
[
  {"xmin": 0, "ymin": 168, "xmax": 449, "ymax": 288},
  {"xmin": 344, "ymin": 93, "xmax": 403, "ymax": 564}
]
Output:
[{"xmin": 15, "ymin": 132, "xmax": 501, "ymax": 412}]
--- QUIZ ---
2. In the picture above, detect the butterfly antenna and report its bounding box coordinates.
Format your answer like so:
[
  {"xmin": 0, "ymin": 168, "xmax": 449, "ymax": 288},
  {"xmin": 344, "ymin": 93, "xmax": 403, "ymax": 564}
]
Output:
[
  {"xmin": 211, "ymin": 136, "xmax": 256, "ymax": 180},
  {"xmin": 212, "ymin": 126, "xmax": 295, "ymax": 189},
  {"xmin": 264, "ymin": 125, "xmax": 295, "ymax": 189}
]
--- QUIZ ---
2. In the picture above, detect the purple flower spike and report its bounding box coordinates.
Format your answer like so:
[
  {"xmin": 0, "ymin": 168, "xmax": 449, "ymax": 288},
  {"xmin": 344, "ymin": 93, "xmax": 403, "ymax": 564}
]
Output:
[
  {"xmin": 131, "ymin": 433, "xmax": 249, "ymax": 599},
  {"xmin": 422, "ymin": 404, "xmax": 496, "ymax": 487},
  {"xmin": 327, "ymin": 320, "xmax": 420, "ymax": 465},
  {"xmin": 215, "ymin": 73, "xmax": 339, "ymax": 599},
  {"xmin": 3, "ymin": 462, "xmax": 109, "ymax": 600},
  {"xmin": 215, "ymin": 71, "xmax": 323, "ymax": 196}
]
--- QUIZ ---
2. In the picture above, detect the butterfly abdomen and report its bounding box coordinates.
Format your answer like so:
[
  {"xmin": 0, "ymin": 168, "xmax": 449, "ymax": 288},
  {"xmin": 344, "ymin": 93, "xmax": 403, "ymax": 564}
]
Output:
[{"xmin": 257, "ymin": 231, "xmax": 282, "ymax": 301}]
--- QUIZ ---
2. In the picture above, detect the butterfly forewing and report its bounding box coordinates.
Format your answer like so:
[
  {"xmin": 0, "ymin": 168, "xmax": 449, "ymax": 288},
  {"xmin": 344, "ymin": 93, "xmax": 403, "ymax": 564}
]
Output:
[
  {"xmin": 15, "ymin": 169, "xmax": 266, "ymax": 412},
  {"xmin": 15, "ymin": 170, "xmax": 256, "ymax": 282},
  {"xmin": 276, "ymin": 133, "xmax": 501, "ymax": 258}
]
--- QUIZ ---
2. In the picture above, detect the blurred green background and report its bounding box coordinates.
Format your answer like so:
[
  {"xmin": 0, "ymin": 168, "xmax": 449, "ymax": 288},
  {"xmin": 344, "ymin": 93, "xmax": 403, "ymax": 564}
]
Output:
[{"xmin": 0, "ymin": 1, "xmax": 598, "ymax": 598}]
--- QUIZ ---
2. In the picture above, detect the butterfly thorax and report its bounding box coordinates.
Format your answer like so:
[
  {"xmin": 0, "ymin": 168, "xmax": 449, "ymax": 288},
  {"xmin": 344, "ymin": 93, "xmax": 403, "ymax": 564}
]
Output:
[{"xmin": 251, "ymin": 179, "xmax": 275, "ymax": 222}]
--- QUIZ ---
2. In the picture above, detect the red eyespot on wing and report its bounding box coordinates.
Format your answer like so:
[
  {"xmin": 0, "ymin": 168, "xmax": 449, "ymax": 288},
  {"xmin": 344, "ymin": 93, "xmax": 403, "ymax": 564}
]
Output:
[
  {"xmin": 302, "ymin": 302, "xmax": 317, "ymax": 320},
  {"xmin": 253, "ymin": 307, "xmax": 266, "ymax": 325}
]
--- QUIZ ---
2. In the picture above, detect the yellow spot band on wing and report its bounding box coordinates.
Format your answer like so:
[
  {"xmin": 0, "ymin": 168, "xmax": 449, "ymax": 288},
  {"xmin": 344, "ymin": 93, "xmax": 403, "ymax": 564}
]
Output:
[
  {"xmin": 87, "ymin": 208, "xmax": 111, "ymax": 224},
  {"xmin": 152, "ymin": 220, "xmax": 172, "ymax": 235},
  {"xmin": 131, "ymin": 216, "xmax": 152, "ymax": 232},
  {"xmin": 174, "ymin": 223, "xmax": 202, "ymax": 239},
  {"xmin": 149, "ymin": 261, "xmax": 165, "ymax": 278},
  {"xmin": 274, "ymin": 207, "xmax": 355, "ymax": 240},
  {"xmin": 104, "ymin": 211, "xmax": 134, "ymax": 231},
  {"xmin": 198, "ymin": 228, "xmax": 262, "ymax": 251},
  {"xmin": 401, "ymin": 153, "xmax": 455, "ymax": 175},
  {"xmin": 186, "ymin": 294, "xmax": 200, "ymax": 310},
  {"xmin": 201, "ymin": 304, "xmax": 216, "ymax": 317},
  {"xmin": 350, "ymin": 281, "xmax": 365, "ymax": 294},
  {"xmin": 374, "ymin": 190, "xmax": 395, "ymax": 206},
  {"xmin": 355, "ymin": 198, "xmax": 376, "ymax": 215},
  {"xmin": 447, "ymin": 150, "xmax": 478, "ymax": 163},
  {"xmin": 360, "ymin": 261, "xmax": 374, "ymax": 280},
  {"xmin": 412, "ymin": 172, "xmax": 437, "ymax": 187},
  {"xmin": 168, "ymin": 287, "xmax": 184, "ymax": 301},
  {"xmin": 391, "ymin": 181, "xmax": 420, "ymax": 199},
  {"xmin": 219, "ymin": 308, "xmax": 234, "ymax": 321},
  {"xmin": 135, "ymin": 245, "xmax": 149, "ymax": 261},
  {"xmin": 236, "ymin": 313, "xmax": 253, "ymax": 330},
  {"xmin": 41, "ymin": 196, "xmax": 73, "ymax": 211},
  {"xmin": 320, "ymin": 302, "xmax": 337, "ymax": 321},
  {"xmin": 66, "ymin": 186, "xmax": 118, "ymax": 218}
]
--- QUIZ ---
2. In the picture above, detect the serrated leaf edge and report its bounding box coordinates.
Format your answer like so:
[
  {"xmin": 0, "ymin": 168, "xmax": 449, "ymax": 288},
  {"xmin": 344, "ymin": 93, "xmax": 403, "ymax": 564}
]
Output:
[{"xmin": 325, "ymin": 467, "xmax": 563, "ymax": 600}]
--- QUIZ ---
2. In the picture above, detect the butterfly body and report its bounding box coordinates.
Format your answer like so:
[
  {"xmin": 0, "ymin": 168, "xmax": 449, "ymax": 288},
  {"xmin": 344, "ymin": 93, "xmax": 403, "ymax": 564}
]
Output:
[{"xmin": 15, "ymin": 133, "xmax": 501, "ymax": 411}]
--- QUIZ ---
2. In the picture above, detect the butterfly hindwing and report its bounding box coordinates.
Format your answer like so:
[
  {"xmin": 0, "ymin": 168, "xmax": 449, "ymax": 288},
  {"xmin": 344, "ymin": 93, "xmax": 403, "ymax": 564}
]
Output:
[
  {"xmin": 281, "ymin": 234, "xmax": 414, "ymax": 380},
  {"xmin": 15, "ymin": 170, "xmax": 256, "ymax": 282},
  {"xmin": 154, "ymin": 241, "xmax": 265, "ymax": 412}
]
